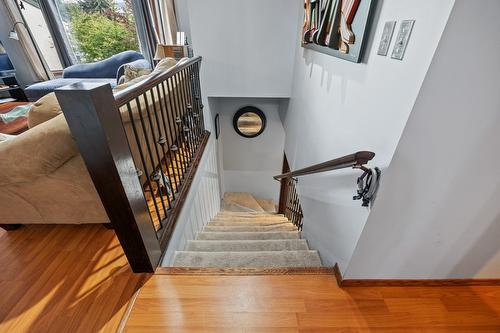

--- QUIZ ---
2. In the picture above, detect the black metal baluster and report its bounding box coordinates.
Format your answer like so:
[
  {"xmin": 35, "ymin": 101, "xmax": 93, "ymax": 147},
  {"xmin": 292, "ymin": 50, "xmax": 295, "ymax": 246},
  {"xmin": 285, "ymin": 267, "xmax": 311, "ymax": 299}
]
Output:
[
  {"xmin": 134, "ymin": 96, "xmax": 164, "ymax": 228},
  {"xmin": 125, "ymin": 101, "xmax": 161, "ymax": 231},
  {"xmin": 286, "ymin": 179, "xmax": 292, "ymax": 222},
  {"xmin": 166, "ymin": 77, "xmax": 188, "ymax": 180},
  {"xmin": 181, "ymin": 67, "xmax": 198, "ymax": 150},
  {"xmin": 161, "ymin": 80, "xmax": 184, "ymax": 187},
  {"xmin": 291, "ymin": 182, "xmax": 296, "ymax": 226},
  {"xmin": 142, "ymin": 91, "xmax": 169, "ymax": 220},
  {"xmin": 154, "ymin": 84, "xmax": 179, "ymax": 201},
  {"xmin": 169, "ymin": 74, "xmax": 190, "ymax": 173},
  {"xmin": 176, "ymin": 71, "xmax": 195, "ymax": 159},
  {"xmin": 194, "ymin": 62, "xmax": 205, "ymax": 131},
  {"xmin": 144, "ymin": 89, "xmax": 173, "ymax": 212},
  {"xmin": 186, "ymin": 65, "xmax": 201, "ymax": 146}
]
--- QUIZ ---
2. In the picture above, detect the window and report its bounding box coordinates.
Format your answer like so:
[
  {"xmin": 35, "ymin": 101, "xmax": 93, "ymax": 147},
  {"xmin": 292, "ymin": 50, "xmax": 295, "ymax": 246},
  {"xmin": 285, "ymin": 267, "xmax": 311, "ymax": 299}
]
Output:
[
  {"xmin": 20, "ymin": 0, "xmax": 140, "ymax": 66},
  {"xmin": 54, "ymin": 0, "xmax": 140, "ymax": 63},
  {"xmin": 19, "ymin": 0, "xmax": 63, "ymax": 71}
]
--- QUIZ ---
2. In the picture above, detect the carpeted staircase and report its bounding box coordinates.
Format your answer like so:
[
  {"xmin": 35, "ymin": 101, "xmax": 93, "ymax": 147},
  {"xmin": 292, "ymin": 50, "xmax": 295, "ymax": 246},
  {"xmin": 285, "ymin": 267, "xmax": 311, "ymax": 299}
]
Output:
[{"xmin": 172, "ymin": 192, "xmax": 322, "ymax": 268}]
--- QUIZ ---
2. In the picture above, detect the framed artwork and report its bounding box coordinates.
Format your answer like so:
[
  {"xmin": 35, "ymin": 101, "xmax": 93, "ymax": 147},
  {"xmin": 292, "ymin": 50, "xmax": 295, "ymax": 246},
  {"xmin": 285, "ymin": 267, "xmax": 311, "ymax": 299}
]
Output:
[
  {"xmin": 377, "ymin": 21, "xmax": 396, "ymax": 56},
  {"xmin": 301, "ymin": 0, "xmax": 375, "ymax": 63},
  {"xmin": 391, "ymin": 20, "xmax": 415, "ymax": 60}
]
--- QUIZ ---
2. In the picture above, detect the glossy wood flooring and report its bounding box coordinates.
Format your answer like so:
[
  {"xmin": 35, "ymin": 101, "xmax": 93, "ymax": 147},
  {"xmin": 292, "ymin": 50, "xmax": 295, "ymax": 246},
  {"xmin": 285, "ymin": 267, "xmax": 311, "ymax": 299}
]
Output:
[
  {"xmin": 0, "ymin": 224, "xmax": 149, "ymax": 333},
  {"xmin": 125, "ymin": 274, "xmax": 500, "ymax": 332},
  {"xmin": 1, "ymin": 224, "xmax": 500, "ymax": 332}
]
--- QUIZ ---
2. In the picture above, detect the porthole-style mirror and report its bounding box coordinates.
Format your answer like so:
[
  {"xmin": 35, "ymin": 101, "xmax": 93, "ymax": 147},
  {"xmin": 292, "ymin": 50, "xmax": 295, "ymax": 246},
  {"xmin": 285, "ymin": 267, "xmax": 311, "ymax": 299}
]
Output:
[{"xmin": 233, "ymin": 106, "xmax": 266, "ymax": 138}]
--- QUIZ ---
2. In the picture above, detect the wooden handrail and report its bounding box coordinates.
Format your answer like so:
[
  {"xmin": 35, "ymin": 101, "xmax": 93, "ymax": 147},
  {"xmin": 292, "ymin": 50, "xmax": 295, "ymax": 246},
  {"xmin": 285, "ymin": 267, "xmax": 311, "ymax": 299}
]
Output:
[{"xmin": 274, "ymin": 151, "xmax": 375, "ymax": 180}]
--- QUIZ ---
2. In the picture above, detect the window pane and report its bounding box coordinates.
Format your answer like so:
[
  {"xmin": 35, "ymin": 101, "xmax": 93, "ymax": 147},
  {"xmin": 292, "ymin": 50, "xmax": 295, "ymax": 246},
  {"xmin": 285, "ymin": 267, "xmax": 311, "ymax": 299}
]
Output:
[
  {"xmin": 20, "ymin": 0, "xmax": 63, "ymax": 71},
  {"xmin": 55, "ymin": 0, "xmax": 140, "ymax": 63}
]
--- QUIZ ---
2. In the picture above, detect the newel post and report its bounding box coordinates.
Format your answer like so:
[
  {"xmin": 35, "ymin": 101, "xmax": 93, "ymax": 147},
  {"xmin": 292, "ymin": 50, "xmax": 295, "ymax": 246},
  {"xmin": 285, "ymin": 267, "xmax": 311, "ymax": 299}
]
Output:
[{"xmin": 55, "ymin": 82, "xmax": 161, "ymax": 273}]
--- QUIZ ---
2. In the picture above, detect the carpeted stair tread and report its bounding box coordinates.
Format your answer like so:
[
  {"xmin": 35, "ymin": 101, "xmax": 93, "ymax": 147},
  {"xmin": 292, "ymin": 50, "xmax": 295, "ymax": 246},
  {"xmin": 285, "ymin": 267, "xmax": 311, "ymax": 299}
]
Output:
[
  {"xmin": 196, "ymin": 231, "xmax": 300, "ymax": 240},
  {"xmin": 210, "ymin": 219, "xmax": 290, "ymax": 225},
  {"xmin": 169, "ymin": 195, "xmax": 322, "ymax": 269},
  {"xmin": 185, "ymin": 239, "xmax": 309, "ymax": 252},
  {"xmin": 221, "ymin": 202, "xmax": 257, "ymax": 212},
  {"xmin": 208, "ymin": 221, "xmax": 294, "ymax": 227},
  {"xmin": 223, "ymin": 192, "xmax": 265, "ymax": 212},
  {"xmin": 255, "ymin": 198, "xmax": 277, "ymax": 213},
  {"xmin": 172, "ymin": 250, "xmax": 322, "ymax": 268},
  {"xmin": 216, "ymin": 214, "xmax": 286, "ymax": 220},
  {"xmin": 218, "ymin": 212, "xmax": 285, "ymax": 217},
  {"xmin": 213, "ymin": 215, "xmax": 288, "ymax": 220},
  {"xmin": 203, "ymin": 225, "xmax": 297, "ymax": 232}
]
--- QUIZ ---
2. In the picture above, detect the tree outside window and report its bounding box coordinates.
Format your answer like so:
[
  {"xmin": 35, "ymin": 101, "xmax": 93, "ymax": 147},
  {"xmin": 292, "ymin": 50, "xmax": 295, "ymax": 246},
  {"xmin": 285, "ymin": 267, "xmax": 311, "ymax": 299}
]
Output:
[{"xmin": 60, "ymin": 0, "xmax": 140, "ymax": 63}]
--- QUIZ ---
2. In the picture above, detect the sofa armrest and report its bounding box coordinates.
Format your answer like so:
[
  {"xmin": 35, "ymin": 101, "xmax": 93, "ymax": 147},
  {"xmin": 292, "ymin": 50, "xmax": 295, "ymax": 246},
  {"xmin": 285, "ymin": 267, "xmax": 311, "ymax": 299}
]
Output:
[{"xmin": 0, "ymin": 114, "xmax": 79, "ymax": 186}]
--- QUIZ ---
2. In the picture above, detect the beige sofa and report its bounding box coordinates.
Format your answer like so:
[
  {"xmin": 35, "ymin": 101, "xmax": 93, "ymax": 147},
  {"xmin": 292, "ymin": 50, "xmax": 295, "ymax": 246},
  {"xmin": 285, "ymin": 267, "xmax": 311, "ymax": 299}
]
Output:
[{"xmin": 0, "ymin": 58, "xmax": 181, "ymax": 226}]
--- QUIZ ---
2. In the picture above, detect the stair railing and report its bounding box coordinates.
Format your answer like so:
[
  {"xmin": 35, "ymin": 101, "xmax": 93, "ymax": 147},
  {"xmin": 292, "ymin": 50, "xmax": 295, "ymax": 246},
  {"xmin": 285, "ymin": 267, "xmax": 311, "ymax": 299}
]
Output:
[
  {"xmin": 275, "ymin": 151, "xmax": 375, "ymax": 230},
  {"xmin": 55, "ymin": 56, "xmax": 209, "ymax": 272}
]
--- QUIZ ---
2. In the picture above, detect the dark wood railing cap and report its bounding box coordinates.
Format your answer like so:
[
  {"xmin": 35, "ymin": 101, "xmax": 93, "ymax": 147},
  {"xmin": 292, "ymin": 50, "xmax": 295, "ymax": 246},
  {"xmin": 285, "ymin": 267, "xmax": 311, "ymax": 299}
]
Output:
[{"xmin": 274, "ymin": 151, "xmax": 375, "ymax": 180}]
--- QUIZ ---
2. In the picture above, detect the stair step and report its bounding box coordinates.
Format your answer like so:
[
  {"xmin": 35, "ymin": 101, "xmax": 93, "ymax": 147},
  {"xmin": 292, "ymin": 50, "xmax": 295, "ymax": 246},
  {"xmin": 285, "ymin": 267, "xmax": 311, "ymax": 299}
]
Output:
[
  {"xmin": 213, "ymin": 216, "xmax": 288, "ymax": 221},
  {"xmin": 221, "ymin": 202, "xmax": 257, "ymax": 212},
  {"xmin": 196, "ymin": 231, "xmax": 300, "ymax": 240},
  {"xmin": 203, "ymin": 225, "xmax": 297, "ymax": 232},
  {"xmin": 255, "ymin": 198, "xmax": 277, "ymax": 213},
  {"xmin": 172, "ymin": 251, "xmax": 322, "ymax": 268},
  {"xmin": 185, "ymin": 239, "xmax": 309, "ymax": 252},
  {"xmin": 212, "ymin": 216, "xmax": 290, "ymax": 223},
  {"xmin": 223, "ymin": 192, "xmax": 265, "ymax": 212},
  {"xmin": 218, "ymin": 212, "xmax": 285, "ymax": 217},
  {"xmin": 157, "ymin": 267, "xmax": 333, "ymax": 275},
  {"xmin": 208, "ymin": 221, "xmax": 293, "ymax": 227}
]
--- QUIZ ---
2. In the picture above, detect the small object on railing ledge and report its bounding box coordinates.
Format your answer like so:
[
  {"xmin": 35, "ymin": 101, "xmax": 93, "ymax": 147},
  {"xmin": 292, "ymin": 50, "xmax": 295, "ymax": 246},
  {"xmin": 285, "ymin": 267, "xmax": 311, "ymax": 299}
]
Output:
[{"xmin": 353, "ymin": 167, "xmax": 381, "ymax": 207}]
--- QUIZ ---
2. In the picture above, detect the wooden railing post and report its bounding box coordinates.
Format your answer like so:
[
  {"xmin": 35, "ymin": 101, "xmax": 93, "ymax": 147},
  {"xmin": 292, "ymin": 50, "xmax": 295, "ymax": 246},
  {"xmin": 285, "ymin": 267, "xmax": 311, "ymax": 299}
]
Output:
[
  {"xmin": 278, "ymin": 154, "xmax": 290, "ymax": 214},
  {"xmin": 55, "ymin": 82, "xmax": 161, "ymax": 273}
]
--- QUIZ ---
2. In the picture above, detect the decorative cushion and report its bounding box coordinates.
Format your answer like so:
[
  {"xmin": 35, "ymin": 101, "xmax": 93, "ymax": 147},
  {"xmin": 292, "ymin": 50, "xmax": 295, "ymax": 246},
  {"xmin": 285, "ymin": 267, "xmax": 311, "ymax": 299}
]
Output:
[
  {"xmin": 117, "ymin": 65, "xmax": 152, "ymax": 85},
  {"xmin": 114, "ymin": 58, "xmax": 178, "ymax": 92},
  {"xmin": 116, "ymin": 59, "xmax": 151, "ymax": 83},
  {"xmin": 153, "ymin": 58, "xmax": 178, "ymax": 73},
  {"xmin": 28, "ymin": 93, "xmax": 62, "ymax": 128}
]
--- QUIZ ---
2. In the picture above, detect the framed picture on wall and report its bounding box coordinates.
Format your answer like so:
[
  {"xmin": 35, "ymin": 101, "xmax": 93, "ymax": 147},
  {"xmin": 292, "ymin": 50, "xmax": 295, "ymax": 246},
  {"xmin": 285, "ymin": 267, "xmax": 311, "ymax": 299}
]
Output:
[{"xmin": 301, "ymin": 0, "xmax": 376, "ymax": 63}]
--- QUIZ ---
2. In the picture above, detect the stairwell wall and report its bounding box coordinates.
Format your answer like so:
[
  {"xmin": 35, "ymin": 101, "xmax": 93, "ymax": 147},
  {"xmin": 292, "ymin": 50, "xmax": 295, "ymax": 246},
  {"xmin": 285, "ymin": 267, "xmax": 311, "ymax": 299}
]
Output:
[
  {"xmin": 345, "ymin": 0, "xmax": 500, "ymax": 279},
  {"xmin": 213, "ymin": 97, "xmax": 286, "ymax": 202},
  {"xmin": 282, "ymin": 0, "xmax": 455, "ymax": 272},
  {"xmin": 161, "ymin": 135, "xmax": 221, "ymax": 266}
]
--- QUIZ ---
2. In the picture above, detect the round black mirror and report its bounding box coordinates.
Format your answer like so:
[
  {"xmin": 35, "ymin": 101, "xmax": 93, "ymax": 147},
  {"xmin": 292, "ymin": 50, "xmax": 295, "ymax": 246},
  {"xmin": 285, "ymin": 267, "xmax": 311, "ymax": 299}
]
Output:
[{"xmin": 233, "ymin": 106, "xmax": 266, "ymax": 138}]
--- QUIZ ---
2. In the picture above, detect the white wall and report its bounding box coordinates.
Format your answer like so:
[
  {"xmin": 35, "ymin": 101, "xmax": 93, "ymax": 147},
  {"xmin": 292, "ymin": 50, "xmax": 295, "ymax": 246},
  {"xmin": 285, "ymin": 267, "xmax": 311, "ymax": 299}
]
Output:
[
  {"xmin": 186, "ymin": 0, "xmax": 301, "ymax": 98},
  {"xmin": 345, "ymin": 0, "xmax": 500, "ymax": 279},
  {"xmin": 283, "ymin": 0, "xmax": 455, "ymax": 271},
  {"xmin": 161, "ymin": 136, "xmax": 221, "ymax": 266},
  {"xmin": 214, "ymin": 97, "xmax": 285, "ymax": 202}
]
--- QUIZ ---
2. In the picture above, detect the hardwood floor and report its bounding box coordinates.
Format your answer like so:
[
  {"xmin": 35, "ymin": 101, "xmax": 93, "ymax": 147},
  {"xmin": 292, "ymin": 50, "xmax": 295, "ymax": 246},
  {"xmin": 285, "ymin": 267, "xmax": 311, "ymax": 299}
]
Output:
[
  {"xmin": 0, "ymin": 224, "xmax": 149, "ymax": 333},
  {"xmin": 1, "ymin": 224, "xmax": 500, "ymax": 332},
  {"xmin": 125, "ymin": 274, "xmax": 500, "ymax": 332}
]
